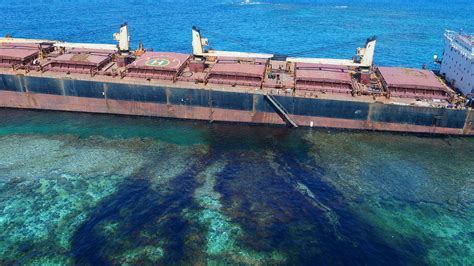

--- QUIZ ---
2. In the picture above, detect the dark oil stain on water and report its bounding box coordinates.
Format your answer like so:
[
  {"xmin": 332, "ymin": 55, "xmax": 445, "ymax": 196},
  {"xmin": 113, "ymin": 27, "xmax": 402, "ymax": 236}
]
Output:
[{"xmin": 0, "ymin": 108, "xmax": 473, "ymax": 265}]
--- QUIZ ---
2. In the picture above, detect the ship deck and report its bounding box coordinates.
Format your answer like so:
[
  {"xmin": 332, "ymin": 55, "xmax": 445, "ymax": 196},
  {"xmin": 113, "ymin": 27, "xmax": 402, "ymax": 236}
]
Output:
[{"xmin": 0, "ymin": 42, "xmax": 459, "ymax": 110}]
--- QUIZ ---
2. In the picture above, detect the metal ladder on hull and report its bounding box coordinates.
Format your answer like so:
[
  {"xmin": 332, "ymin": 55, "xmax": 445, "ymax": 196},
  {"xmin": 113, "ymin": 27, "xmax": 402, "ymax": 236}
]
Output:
[{"xmin": 264, "ymin": 94, "xmax": 298, "ymax": 128}]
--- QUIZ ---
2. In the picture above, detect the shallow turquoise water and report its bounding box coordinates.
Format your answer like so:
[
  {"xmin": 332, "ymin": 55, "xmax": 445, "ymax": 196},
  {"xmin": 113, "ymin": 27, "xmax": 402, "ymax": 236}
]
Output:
[
  {"xmin": 0, "ymin": 109, "xmax": 473, "ymax": 264},
  {"xmin": 1, "ymin": 0, "xmax": 474, "ymax": 264}
]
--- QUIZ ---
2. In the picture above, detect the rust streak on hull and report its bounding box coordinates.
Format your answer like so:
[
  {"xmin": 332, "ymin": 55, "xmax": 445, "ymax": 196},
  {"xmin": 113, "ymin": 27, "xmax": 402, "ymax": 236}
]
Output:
[{"xmin": 463, "ymin": 108, "xmax": 473, "ymax": 135}]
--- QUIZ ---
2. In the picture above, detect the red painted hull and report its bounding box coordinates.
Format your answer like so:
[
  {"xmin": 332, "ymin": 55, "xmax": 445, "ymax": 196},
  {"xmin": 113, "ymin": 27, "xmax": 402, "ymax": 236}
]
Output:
[{"xmin": 0, "ymin": 90, "xmax": 470, "ymax": 135}]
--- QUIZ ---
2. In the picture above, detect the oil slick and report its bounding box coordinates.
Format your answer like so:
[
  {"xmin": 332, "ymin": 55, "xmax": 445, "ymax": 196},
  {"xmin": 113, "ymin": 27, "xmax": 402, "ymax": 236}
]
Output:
[{"xmin": 193, "ymin": 160, "xmax": 285, "ymax": 264}]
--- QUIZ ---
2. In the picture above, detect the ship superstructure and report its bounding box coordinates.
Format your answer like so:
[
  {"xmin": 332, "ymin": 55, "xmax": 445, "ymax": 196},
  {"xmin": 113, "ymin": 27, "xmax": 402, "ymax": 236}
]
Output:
[
  {"xmin": 0, "ymin": 23, "xmax": 472, "ymax": 135},
  {"xmin": 440, "ymin": 30, "xmax": 474, "ymax": 95}
]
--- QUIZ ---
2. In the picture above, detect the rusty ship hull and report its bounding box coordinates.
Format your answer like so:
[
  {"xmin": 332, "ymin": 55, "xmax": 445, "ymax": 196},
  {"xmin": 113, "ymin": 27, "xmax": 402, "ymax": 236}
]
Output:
[
  {"xmin": 0, "ymin": 24, "xmax": 472, "ymax": 135},
  {"xmin": 0, "ymin": 73, "xmax": 472, "ymax": 135}
]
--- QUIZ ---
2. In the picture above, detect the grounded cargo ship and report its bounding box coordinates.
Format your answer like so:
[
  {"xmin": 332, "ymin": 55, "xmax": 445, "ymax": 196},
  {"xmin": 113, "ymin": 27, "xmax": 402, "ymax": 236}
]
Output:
[{"xmin": 0, "ymin": 24, "xmax": 473, "ymax": 135}]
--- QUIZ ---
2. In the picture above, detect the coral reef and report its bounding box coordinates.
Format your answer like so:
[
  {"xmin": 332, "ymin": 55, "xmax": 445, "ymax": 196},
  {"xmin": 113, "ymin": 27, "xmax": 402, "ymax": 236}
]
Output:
[
  {"xmin": 0, "ymin": 109, "xmax": 473, "ymax": 264},
  {"xmin": 193, "ymin": 160, "xmax": 286, "ymax": 264},
  {"xmin": 304, "ymin": 131, "xmax": 474, "ymax": 264}
]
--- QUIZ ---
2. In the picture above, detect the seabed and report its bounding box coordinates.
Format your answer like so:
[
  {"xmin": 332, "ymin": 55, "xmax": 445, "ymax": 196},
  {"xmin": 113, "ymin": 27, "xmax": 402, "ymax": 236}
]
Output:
[{"xmin": 0, "ymin": 109, "xmax": 472, "ymax": 265}]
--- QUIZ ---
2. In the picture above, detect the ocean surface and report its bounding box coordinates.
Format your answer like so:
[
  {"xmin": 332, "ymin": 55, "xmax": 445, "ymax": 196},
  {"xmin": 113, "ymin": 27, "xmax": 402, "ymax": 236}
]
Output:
[{"xmin": 1, "ymin": 0, "xmax": 474, "ymax": 265}]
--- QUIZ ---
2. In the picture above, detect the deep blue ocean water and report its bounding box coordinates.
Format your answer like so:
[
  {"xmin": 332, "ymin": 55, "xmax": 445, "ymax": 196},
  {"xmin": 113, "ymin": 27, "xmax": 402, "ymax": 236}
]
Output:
[
  {"xmin": 2, "ymin": 0, "xmax": 473, "ymax": 67},
  {"xmin": 0, "ymin": 0, "xmax": 474, "ymax": 265}
]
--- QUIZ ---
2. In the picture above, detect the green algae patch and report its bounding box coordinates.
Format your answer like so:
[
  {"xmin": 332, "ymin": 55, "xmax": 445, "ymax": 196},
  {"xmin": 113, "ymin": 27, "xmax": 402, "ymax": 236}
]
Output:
[{"xmin": 193, "ymin": 160, "xmax": 286, "ymax": 265}]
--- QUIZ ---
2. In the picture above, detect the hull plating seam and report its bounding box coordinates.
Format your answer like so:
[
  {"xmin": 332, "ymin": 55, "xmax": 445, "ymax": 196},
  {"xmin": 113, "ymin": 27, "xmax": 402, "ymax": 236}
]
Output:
[{"xmin": 0, "ymin": 90, "xmax": 470, "ymax": 135}]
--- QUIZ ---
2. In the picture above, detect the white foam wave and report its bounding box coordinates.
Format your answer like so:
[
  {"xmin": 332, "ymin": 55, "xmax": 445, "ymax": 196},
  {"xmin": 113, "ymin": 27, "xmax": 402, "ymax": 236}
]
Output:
[{"xmin": 239, "ymin": 0, "xmax": 265, "ymax": 5}]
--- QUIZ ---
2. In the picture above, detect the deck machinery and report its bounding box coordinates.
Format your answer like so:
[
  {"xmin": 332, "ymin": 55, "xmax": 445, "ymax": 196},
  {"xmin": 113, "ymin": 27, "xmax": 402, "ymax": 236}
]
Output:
[{"xmin": 0, "ymin": 23, "xmax": 472, "ymax": 135}]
